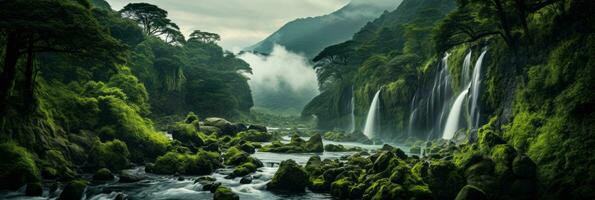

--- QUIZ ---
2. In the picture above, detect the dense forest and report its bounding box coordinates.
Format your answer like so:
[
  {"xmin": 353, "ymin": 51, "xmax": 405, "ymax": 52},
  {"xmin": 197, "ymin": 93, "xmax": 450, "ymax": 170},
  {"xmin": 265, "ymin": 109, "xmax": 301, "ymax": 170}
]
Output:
[{"xmin": 0, "ymin": 0, "xmax": 593, "ymax": 200}]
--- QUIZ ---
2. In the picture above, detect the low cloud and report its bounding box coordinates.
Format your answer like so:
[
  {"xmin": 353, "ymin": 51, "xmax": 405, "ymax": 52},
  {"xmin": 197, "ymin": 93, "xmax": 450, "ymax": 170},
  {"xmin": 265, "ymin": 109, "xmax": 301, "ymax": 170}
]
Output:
[{"xmin": 239, "ymin": 45, "xmax": 319, "ymax": 115}]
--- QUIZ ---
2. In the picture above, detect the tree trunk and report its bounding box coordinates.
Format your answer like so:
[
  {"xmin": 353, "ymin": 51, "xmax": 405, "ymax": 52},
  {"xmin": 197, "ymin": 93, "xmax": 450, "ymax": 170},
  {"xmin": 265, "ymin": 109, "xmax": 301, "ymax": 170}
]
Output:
[
  {"xmin": 23, "ymin": 37, "xmax": 35, "ymax": 112},
  {"xmin": 493, "ymin": 0, "xmax": 514, "ymax": 48},
  {"xmin": 0, "ymin": 32, "xmax": 21, "ymax": 115}
]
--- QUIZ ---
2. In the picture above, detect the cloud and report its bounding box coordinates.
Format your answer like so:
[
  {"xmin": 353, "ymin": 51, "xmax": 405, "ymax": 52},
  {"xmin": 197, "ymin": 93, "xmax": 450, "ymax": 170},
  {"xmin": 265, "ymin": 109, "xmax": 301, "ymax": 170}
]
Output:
[
  {"xmin": 106, "ymin": 0, "xmax": 349, "ymax": 50},
  {"xmin": 239, "ymin": 45, "xmax": 319, "ymax": 114}
]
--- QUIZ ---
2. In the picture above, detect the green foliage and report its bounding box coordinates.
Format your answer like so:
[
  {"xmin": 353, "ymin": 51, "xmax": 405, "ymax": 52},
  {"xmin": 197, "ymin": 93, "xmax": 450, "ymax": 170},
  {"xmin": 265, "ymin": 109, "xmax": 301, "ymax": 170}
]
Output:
[
  {"xmin": 0, "ymin": 142, "xmax": 40, "ymax": 190},
  {"xmin": 88, "ymin": 139, "xmax": 130, "ymax": 170},
  {"xmin": 151, "ymin": 150, "xmax": 221, "ymax": 175}
]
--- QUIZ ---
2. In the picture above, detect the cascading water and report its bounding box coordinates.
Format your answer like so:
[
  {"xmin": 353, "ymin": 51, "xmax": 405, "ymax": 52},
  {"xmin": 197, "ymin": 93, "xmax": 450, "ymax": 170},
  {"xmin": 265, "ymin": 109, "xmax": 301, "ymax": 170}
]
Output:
[
  {"xmin": 469, "ymin": 50, "xmax": 487, "ymax": 129},
  {"xmin": 363, "ymin": 89, "xmax": 382, "ymax": 139},
  {"xmin": 442, "ymin": 84, "xmax": 470, "ymax": 139},
  {"xmin": 348, "ymin": 87, "xmax": 356, "ymax": 133},
  {"xmin": 461, "ymin": 51, "xmax": 473, "ymax": 84},
  {"xmin": 441, "ymin": 50, "xmax": 487, "ymax": 140},
  {"xmin": 407, "ymin": 53, "xmax": 453, "ymax": 139}
]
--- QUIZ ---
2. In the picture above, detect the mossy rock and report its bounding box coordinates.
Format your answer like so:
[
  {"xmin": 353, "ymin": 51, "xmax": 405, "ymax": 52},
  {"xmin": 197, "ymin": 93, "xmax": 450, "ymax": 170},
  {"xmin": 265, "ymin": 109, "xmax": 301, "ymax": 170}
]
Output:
[
  {"xmin": 93, "ymin": 168, "xmax": 114, "ymax": 181},
  {"xmin": 267, "ymin": 159, "xmax": 308, "ymax": 192},
  {"xmin": 0, "ymin": 142, "xmax": 40, "ymax": 190},
  {"xmin": 409, "ymin": 146, "xmax": 421, "ymax": 154},
  {"xmin": 213, "ymin": 186, "xmax": 239, "ymax": 200},
  {"xmin": 324, "ymin": 144, "xmax": 347, "ymax": 152},
  {"xmin": 237, "ymin": 130, "xmax": 271, "ymax": 142},
  {"xmin": 87, "ymin": 139, "xmax": 130, "ymax": 171},
  {"xmin": 304, "ymin": 134, "xmax": 324, "ymax": 152},
  {"xmin": 169, "ymin": 122, "xmax": 204, "ymax": 148},
  {"xmin": 455, "ymin": 185, "xmax": 487, "ymax": 200},
  {"xmin": 305, "ymin": 156, "xmax": 322, "ymax": 174},
  {"xmin": 232, "ymin": 162, "xmax": 257, "ymax": 177},
  {"xmin": 330, "ymin": 178, "xmax": 354, "ymax": 198},
  {"xmin": 152, "ymin": 150, "xmax": 221, "ymax": 175},
  {"xmin": 372, "ymin": 151, "xmax": 395, "ymax": 173},
  {"xmin": 223, "ymin": 147, "xmax": 250, "ymax": 165},
  {"xmin": 309, "ymin": 177, "xmax": 328, "ymax": 192},
  {"xmin": 478, "ymin": 128, "xmax": 504, "ymax": 152},
  {"xmin": 58, "ymin": 180, "xmax": 87, "ymax": 200},
  {"xmin": 426, "ymin": 160, "xmax": 465, "ymax": 200},
  {"xmin": 238, "ymin": 143, "xmax": 256, "ymax": 154},
  {"xmin": 465, "ymin": 159, "xmax": 495, "ymax": 178},
  {"xmin": 408, "ymin": 185, "xmax": 433, "ymax": 200}
]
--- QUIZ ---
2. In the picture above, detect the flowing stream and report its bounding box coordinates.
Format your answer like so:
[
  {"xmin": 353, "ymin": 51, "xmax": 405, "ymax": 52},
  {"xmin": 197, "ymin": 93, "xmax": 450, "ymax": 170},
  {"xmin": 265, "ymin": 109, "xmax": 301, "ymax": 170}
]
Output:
[{"xmin": 0, "ymin": 138, "xmax": 390, "ymax": 200}]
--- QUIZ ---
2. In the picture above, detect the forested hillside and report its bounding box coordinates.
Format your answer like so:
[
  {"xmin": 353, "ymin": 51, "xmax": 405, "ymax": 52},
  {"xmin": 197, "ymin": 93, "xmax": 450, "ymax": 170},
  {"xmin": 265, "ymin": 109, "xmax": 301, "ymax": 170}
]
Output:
[
  {"xmin": 304, "ymin": 0, "xmax": 594, "ymax": 198},
  {"xmin": 0, "ymin": 0, "xmax": 252, "ymax": 189}
]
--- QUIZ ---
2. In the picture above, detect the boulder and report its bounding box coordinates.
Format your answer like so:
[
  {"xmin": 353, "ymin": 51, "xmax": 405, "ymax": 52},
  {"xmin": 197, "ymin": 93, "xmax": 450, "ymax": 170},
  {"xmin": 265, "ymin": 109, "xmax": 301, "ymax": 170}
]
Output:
[
  {"xmin": 324, "ymin": 144, "xmax": 346, "ymax": 152},
  {"xmin": 25, "ymin": 182, "xmax": 43, "ymax": 196},
  {"xmin": 58, "ymin": 180, "xmax": 87, "ymax": 200},
  {"xmin": 205, "ymin": 118, "xmax": 238, "ymax": 136},
  {"xmin": 119, "ymin": 170, "xmax": 145, "ymax": 183},
  {"xmin": 455, "ymin": 185, "xmax": 487, "ymax": 200},
  {"xmin": 170, "ymin": 123, "xmax": 204, "ymax": 147},
  {"xmin": 203, "ymin": 182, "xmax": 222, "ymax": 192},
  {"xmin": 237, "ymin": 130, "xmax": 271, "ymax": 142},
  {"xmin": 267, "ymin": 159, "xmax": 308, "ymax": 192},
  {"xmin": 93, "ymin": 168, "xmax": 114, "ymax": 181},
  {"xmin": 247, "ymin": 124, "xmax": 267, "ymax": 133},
  {"xmin": 304, "ymin": 134, "xmax": 324, "ymax": 153},
  {"xmin": 330, "ymin": 178, "xmax": 353, "ymax": 199},
  {"xmin": 373, "ymin": 151, "xmax": 395, "ymax": 172},
  {"xmin": 213, "ymin": 186, "xmax": 239, "ymax": 200},
  {"xmin": 200, "ymin": 126, "xmax": 222, "ymax": 135},
  {"xmin": 240, "ymin": 176, "xmax": 253, "ymax": 184}
]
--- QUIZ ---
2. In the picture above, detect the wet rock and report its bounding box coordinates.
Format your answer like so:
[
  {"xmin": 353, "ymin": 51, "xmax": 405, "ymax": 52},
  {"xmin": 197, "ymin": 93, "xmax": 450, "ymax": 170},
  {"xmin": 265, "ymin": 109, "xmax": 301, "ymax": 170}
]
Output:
[
  {"xmin": 203, "ymin": 182, "xmax": 221, "ymax": 192},
  {"xmin": 177, "ymin": 176, "xmax": 185, "ymax": 181},
  {"xmin": 213, "ymin": 186, "xmax": 239, "ymax": 200},
  {"xmin": 205, "ymin": 118, "xmax": 239, "ymax": 136},
  {"xmin": 330, "ymin": 178, "xmax": 353, "ymax": 198},
  {"xmin": 240, "ymin": 176, "xmax": 253, "ymax": 184},
  {"xmin": 119, "ymin": 171, "xmax": 145, "ymax": 183},
  {"xmin": 58, "ymin": 180, "xmax": 87, "ymax": 200},
  {"xmin": 25, "ymin": 182, "xmax": 43, "ymax": 196},
  {"xmin": 304, "ymin": 134, "xmax": 324, "ymax": 152},
  {"xmin": 115, "ymin": 193, "xmax": 127, "ymax": 200},
  {"xmin": 195, "ymin": 176, "xmax": 216, "ymax": 184},
  {"xmin": 247, "ymin": 124, "xmax": 267, "ymax": 133},
  {"xmin": 239, "ymin": 143, "xmax": 256, "ymax": 154},
  {"xmin": 200, "ymin": 126, "xmax": 222, "ymax": 135},
  {"xmin": 455, "ymin": 185, "xmax": 487, "ymax": 200},
  {"xmin": 237, "ymin": 130, "xmax": 271, "ymax": 142},
  {"xmin": 372, "ymin": 151, "xmax": 395, "ymax": 172},
  {"xmin": 93, "ymin": 168, "xmax": 114, "ymax": 181},
  {"xmin": 267, "ymin": 159, "xmax": 308, "ymax": 192}
]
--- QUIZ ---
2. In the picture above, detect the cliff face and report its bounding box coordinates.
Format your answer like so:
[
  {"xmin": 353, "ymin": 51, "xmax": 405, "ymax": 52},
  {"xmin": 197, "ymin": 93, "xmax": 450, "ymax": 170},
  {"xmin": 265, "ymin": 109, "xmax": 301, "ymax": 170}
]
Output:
[{"xmin": 304, "ymin": 0, "xmax": 595, "ymax": 198}]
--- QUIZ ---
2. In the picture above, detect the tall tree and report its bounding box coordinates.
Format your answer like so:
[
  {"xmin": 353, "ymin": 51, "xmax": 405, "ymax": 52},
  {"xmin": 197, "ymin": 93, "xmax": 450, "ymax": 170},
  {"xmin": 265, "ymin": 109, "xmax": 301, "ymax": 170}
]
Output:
[
  {"xmin": 119, "ymin": 2, "xmax": 183, "ymax": 41},
  {"xmin": 188, "ymin": 30, "xmax": 221, "ymax": 43},
  {"xmin": 0, "ymin": 0, "xmax": 124, "ymax": 114}
]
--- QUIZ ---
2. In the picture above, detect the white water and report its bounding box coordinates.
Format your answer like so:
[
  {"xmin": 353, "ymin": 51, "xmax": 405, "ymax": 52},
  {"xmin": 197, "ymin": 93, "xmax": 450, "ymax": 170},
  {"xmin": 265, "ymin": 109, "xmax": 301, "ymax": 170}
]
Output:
[
  {"xmin": 461, "ymin": 51, "xmax": 473, "ymax": 85},
  {"xmin": 442, "ymin": 84, "xmax": 470, "ymax": 140},
  {"xmin": 442, "ymin": 49, "xmax": 487, "ymax": 140},
  {"xmin": 348, "ymin": 90, "xmax": 356, "ymax": 133},
  {"xmin": 363, "ymin": 89, "xmax": 382, "ymax": 139},
  {"xmin": 470, "ymin": 50, "xmax": 487, "ymax": 129}
]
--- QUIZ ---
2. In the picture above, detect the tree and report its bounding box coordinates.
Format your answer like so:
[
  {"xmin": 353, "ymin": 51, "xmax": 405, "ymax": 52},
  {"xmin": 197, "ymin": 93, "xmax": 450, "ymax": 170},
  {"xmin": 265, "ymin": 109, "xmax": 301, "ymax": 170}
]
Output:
[
  {"xmin": 188, "ymin": 30, "xmax": 221, "ymax": 43},
  {"xmin": 119, "ymin": 2, "xmax": 185, "ymax": 44},
  {"xmin": 0, "ymin": 0, "xmax": 124, "ymax": 114}
]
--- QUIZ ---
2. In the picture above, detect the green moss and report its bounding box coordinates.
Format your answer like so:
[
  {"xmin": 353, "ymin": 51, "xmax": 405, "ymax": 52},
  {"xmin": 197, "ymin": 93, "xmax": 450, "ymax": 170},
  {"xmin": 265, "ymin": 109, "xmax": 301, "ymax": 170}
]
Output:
[
  {"xmin": 213, "ymin": 186, "xmax": 239, "ymax": 200},
  {"xmin": 58, "ymin": 180, "xmax": 88, "ymax": 200},
  {"xmin": 0, "ymin": 142, "xmax": 40, "ymax": 190},
  {"xmin": 88, "ymin": 139, "xmax": 130, "ymax": 170},
  {"xmin": 267, "ymin": 159, "xmax": 308, "ymax": 192},
  {"xmin": 330, "ymin": 178, "xmax": 354, "ymax": 198},
  {"xmin": 236, "ymin": 130, "xmax": 271, "ymax": 142},
  {"xmin": 232, "ymin": 162, "xmax": 257, "ymax": 177},
  {"xmin": 151, "ymin": 150, "xmax": 220, "ymax": 175}
]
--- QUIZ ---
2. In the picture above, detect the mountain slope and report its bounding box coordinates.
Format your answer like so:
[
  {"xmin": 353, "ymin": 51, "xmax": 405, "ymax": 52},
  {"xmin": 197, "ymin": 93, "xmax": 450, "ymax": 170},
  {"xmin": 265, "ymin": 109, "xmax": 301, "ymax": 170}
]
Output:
[{"xmin": 245, "ymin": 0, "xmax": 402, "ymax": 58}]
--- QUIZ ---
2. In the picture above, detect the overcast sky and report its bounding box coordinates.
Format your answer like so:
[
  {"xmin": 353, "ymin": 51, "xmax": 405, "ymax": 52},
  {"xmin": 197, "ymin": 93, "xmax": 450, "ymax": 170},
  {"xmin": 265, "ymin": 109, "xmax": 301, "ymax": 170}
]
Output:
[{"xmin": 106, "ymin": 0, "xmax": 350, "ymax": 51}]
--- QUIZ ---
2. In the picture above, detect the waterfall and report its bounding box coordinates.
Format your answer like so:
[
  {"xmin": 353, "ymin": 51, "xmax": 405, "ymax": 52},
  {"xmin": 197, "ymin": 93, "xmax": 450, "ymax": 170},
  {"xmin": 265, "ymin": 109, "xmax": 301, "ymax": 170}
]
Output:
[
  {"xmin": 461, "ymin": 51, "xmax": 473, "ymax": 85},
  {"xmin": 442, "ymin": 84, "xmax": 470, "ymax": 140},
  {"xmin": 348, "ymin": 87, "xmax": 356, "ymax": 133},
  {"xmin": 442, "ymin": 49, "xmax": 487, "ymax": 140},
  {"xmin": 470, "ymin": 50, "xmax": 487, "ymax": 129},
  {"xmin": 363, "ymin": 89, "xmax": 382, "ymax": 139}
]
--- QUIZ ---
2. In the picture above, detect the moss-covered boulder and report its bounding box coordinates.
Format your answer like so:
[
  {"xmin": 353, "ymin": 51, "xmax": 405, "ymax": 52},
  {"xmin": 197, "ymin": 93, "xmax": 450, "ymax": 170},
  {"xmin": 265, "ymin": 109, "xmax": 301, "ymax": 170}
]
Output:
[
  {"xmin": 330, "ymin": 178, "xmax": 355, "ymax": 198},
  {"xmin": 237, "ymin": 130, "xmax": 271, "ymax": 142},
  {"xmin": 0, "ymin": 142, "xmax": 40, "ymax": 190},
  {"xmin": 223, "ymin": 147, "xmax": 250, "ymax": 165},
  {"xmin": 151, "ymin": 150, "xmax": 221, "ymax": 175},
  {"xmin": 372, "ymin": 151, "xmax": 395, "ymax": 172},
  {"xmin": 267, "ymin": 159, "xmax": 308, "ymax": 192},
  {"xmin": 324, "ymin": 144, "xmax": 363, "ymax": 152},
  {"xmin": 455, "ymin": 185, "xmax": 487, "ymax": 200},
  {"xmin": 169, "ymin": 122, "xmax": 204, "ymax": 148},
  {"xmin": 87, "ymin": 139, "xmax": 130, "ymax": 171},
  {"xmin": 204, "ymin": 118, "xmax": 241, "ymax": 136},
  {"xmin": 93, "ymin": 168, "xmax": 114, "ymax": 181},
  {"xmin": 247, "ymin": 124, "xmax": 267, "ymax": 133},
  {"xmin": 58, "ymin": 180, "xmax": 87, "ymax": 200},
  {"xmin": 213, "ymin": 186, "xmax": 239, "ymax": 200},
  {"xmin": 425, "ymin": 160, "xmax": 465, "ymax": 200},
  {"xmin": 304, "ymin": 134, "xmax": 324, "ymax": 152}
]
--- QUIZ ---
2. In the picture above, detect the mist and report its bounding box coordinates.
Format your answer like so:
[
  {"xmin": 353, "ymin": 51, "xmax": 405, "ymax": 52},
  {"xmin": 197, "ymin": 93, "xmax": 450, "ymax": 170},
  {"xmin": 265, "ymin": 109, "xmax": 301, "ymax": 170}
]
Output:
[{"xmin": 239, "ymin": 45, "xmax": 319, "ymax": 115}]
